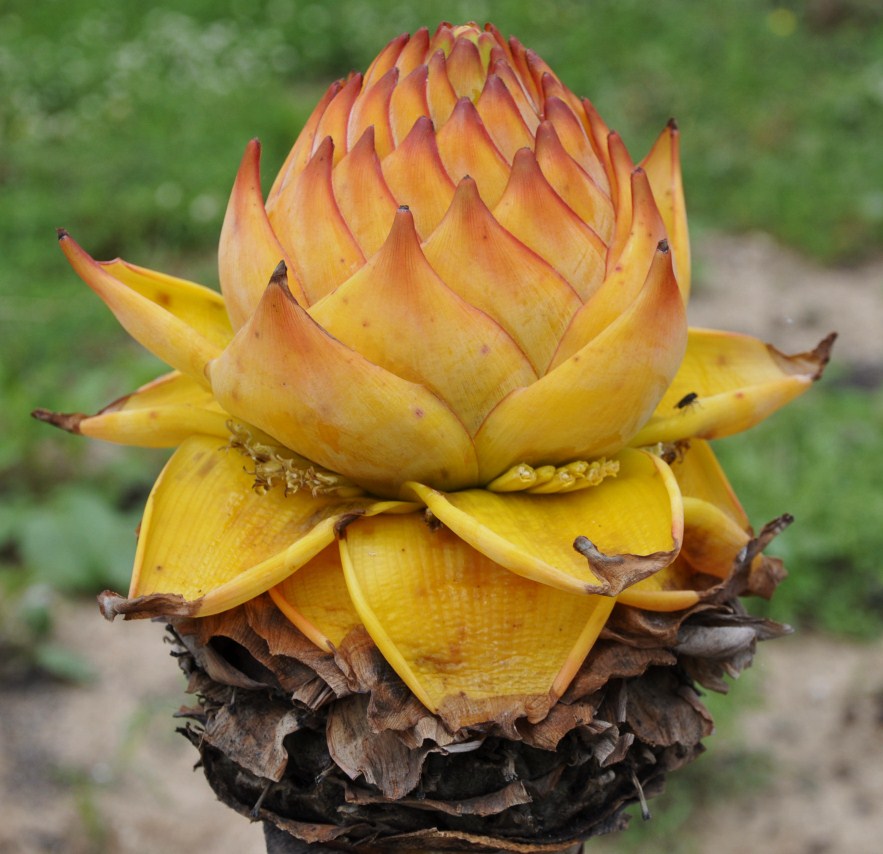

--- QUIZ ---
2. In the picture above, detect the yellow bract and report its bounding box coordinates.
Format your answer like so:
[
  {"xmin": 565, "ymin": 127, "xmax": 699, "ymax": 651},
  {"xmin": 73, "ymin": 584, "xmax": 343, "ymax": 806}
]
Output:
[
  {"xmin": 339, "ymin": 514, "xmax": 616, "ymax": 722},
  {"xmin": 59, "ymin": 233, "xmax": 222, "ymax": 387},
  {"xmin": 270, "ymin": 544, "xmax": 360, "ymax": 650},
  {"xmin": 208, "ymin": 269, "xmax": 480, "ymax": 497},
  {"xmin": 406, "ymin": 448, "xmax": 682, "ymax": 596},
  {"xmin": 130, "ymin": 435, "xmax": 417, "ymax": 616},
  {"xmin": 77, "ymin": 372, "xmax": 230, "ymax": 447},
  {"xmin": 634, "ymin": 329, "xmax": 835, "ymax": 445}
]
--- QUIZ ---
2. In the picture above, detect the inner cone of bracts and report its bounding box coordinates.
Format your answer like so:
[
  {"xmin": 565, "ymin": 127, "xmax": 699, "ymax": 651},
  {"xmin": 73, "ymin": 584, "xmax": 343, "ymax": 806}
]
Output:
[{"xmin": 35, "ymin": 21, "xmax": 835, "ymax": 853}]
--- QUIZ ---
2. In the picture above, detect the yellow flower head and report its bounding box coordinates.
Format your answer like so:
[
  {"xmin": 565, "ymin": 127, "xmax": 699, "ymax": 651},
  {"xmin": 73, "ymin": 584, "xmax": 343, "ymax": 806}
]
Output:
[{"xmin": 38, "ymin": 23, "xmax": 832, "ymax": 725}]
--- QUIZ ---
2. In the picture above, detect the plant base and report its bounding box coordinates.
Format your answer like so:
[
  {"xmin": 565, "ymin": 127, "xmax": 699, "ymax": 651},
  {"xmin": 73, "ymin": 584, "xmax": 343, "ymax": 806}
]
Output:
[{"xmin": 164, "ymin": 524, "xmax": 788, "ymax": 853}]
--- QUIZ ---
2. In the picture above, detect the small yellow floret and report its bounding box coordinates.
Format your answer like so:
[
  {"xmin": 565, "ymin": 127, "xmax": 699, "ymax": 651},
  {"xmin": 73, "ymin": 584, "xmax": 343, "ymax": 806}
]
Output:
[
  {"xmin": 487, "ymin": 458, "xmax": 620, "ymax": 495},
  {"xmin": 225, "ymin": 421, "xmax": 364, "ymax": 498}
]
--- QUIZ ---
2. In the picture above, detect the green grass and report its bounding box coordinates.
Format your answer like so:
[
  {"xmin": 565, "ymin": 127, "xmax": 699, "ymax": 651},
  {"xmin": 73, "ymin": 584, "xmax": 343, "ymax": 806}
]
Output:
[
  {"xmin": 2, "ymin": 0, "xmax": 882, "ymax": 641},
  {"xmin": 715, "ymin": 374, "xmax": 883, "ymax": 637},
  {"xmin": 5, "ymin": 0, "xmax": 881, "ymax": 271}
]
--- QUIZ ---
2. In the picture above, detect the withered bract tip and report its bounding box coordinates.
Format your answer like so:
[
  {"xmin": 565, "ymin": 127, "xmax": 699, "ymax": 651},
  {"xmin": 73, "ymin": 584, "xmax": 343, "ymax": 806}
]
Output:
[
  {"xmin": 268, "ymin": 260, "xmax": 300, "ymax": 303},
  {"xmin": 814, "ymin": 331, "xmax": 837, "ymax": 366},
  {"xmin": 31, "ymin": 407, "xmax": 84, "ymax": 433}
]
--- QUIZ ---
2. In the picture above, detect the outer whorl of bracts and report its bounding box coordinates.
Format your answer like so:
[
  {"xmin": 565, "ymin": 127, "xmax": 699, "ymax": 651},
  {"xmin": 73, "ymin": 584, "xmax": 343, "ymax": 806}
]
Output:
[{"xmin": 170, "ymin": 522, "xmax": 787, "ymax": 853}]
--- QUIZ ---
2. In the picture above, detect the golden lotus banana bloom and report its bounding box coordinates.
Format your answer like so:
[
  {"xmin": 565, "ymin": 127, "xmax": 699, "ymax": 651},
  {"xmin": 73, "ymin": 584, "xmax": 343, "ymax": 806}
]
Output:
[{"xmin": 38, "ymin": 23, "xmax": 832, "ymax": 730}]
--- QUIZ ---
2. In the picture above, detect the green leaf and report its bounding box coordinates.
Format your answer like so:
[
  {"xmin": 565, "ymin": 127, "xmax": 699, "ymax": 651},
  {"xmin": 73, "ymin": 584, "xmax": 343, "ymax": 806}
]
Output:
[
  {"xmin": 34, "ymin": 642, "xmax": 97, "ymax": 684},
  {"xmin": 18, "ymin": 486, "xmax": 138, "ymax": 593}
]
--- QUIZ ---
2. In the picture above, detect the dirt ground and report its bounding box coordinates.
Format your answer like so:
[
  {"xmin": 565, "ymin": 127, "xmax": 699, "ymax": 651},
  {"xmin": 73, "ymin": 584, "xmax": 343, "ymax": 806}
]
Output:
[{"xmin": 1, "ymin": 233, "xmax": 881, "ymax": 853}]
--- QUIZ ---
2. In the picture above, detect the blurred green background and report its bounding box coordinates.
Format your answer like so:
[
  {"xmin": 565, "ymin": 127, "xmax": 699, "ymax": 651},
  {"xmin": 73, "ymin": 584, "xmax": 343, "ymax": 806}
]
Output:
[{"xmin": 2, "ymin": 0, "xmax": 882, "ymax": 719}]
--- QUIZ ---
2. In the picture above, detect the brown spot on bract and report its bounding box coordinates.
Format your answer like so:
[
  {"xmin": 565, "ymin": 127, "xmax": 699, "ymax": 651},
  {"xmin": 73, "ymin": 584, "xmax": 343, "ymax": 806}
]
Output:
[
  {"xmin": 414, "ymin": 408, "xmax": 424, "ymax": 418},
  {"xmin": 196, "ymin": 451, "xmax": 216, "ymax": 477},
  {"xmin": 480, "ymin": 344, "xmax": 491, "ymax": 355},
  {"xmin": 334, "ymin": 512, "xmax": 364, "ymax": 538},
  {"xmin": 156, "ymin": 293, "xmax": 172, "ymax": 307}
]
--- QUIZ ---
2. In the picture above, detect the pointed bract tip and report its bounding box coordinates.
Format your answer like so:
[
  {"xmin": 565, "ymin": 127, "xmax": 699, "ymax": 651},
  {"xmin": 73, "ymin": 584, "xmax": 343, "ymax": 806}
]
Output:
[
  {"xmin": 31, "ymin": 407, "xmax": 84, "ymax": 433},
  {"xmin": 453, "ymin": 174, "xmax": 479, "ymax": 199},
  {"xmin": 267, "ymin": 260, "xmax": 300, "ymax": 304},
  {"xmin": 811, "ymin": 332, "xmax": 837, "ymax": 377},
  {"xmin": 511, "ymin": 146, "xmax": 536, "ymax": 169},
  {"xmin": 667, "ymin": 117, "xmax": 679, "ymax": 131},
  {"xmin": 389, "ymin": 204, "xmax": 418, "ymax": 237},
  {"xmin": 412, "ymin": 114, "xmax": 434, "ymax": 134},
  {"xmin": 379, "ymin": 205, "xmax": 422, "ymax": 258},
  {"xmin": 757, "ymin": 513, "xmax": 795, "ymax": 547},
  {"xmin": 450, "ymin": 174, "xmax": 481, "ymax": 209},
  {"xmin": 56, "ymin": 228, "xmax": 69, "ymax": 241},
  {"xmin": 311, "ymin": 134, "xmax": 335, "ymax": 161},
  {"xmin": 353, "ymin": 124, "xmax": 376, "ymax": 151},
  {"xmin": 656, "ymin": 238, "xmax": 670, "ymax": 253},
  {"xmin": 268, "ymin": 261, "xmax": 296, "ymax": 301}
]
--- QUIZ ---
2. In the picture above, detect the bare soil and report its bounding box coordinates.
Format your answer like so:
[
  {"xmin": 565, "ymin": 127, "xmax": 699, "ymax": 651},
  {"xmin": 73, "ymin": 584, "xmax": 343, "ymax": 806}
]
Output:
[{"xmin": 1, "ymin": 234, "xmax": 882, "ymax": 854}]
